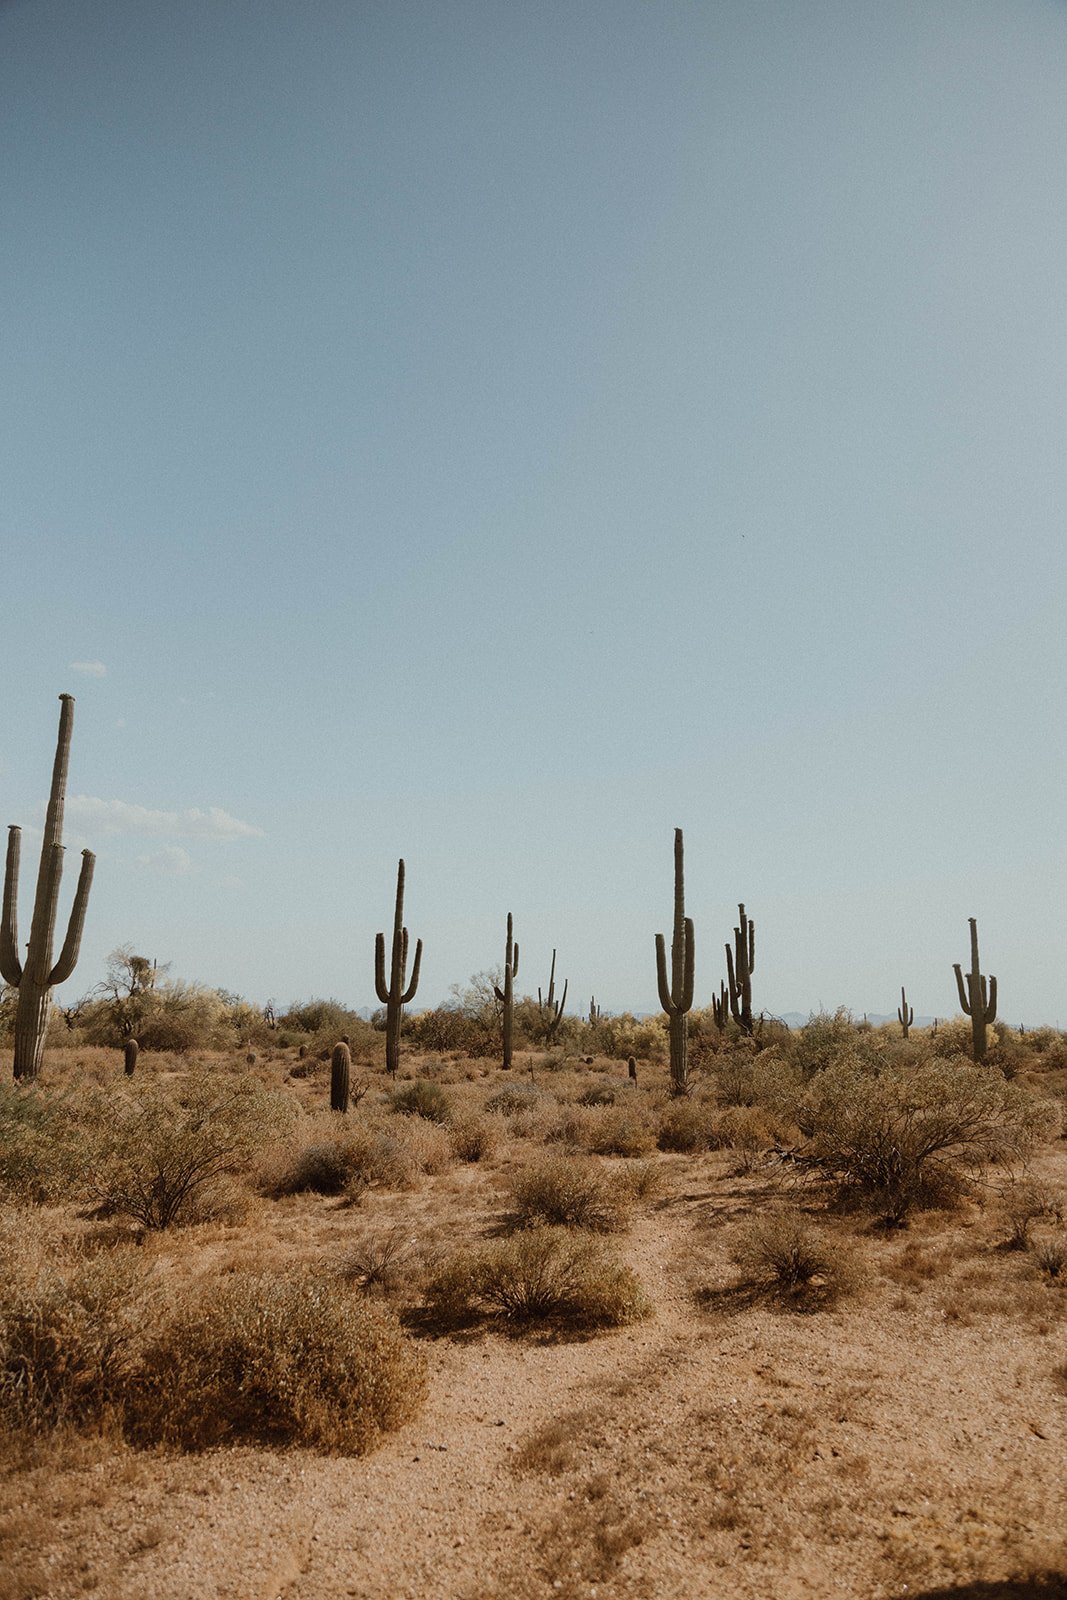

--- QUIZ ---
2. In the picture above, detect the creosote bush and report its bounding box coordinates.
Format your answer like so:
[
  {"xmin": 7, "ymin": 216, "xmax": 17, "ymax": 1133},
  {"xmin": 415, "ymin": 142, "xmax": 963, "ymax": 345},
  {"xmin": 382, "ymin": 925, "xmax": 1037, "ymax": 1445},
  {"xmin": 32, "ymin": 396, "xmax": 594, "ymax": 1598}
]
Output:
[
  {"xmin": 390, "ymin": 1079, "xmax": 452, "ymax": 1124},
  {"xmin": 125, "ymin": 1270, "xmax": 424, "ymax": 1453},
  {"xmin": 424, "ymin": 1227, "xmax": 651, "ymax": 1329},
  {"xmin": 657, "ymin": 1098, "xmax": 721, "ymax": 1153},
  {"xmin": 508, "ymin": 1156, "xmax": 630, "ymax": 1233},
  {"xmin": 92, "ymin": 1077, "xmax": 293, "ymax": 1228},
  {"xmin": 799, "ymin": 1056, "xmax": 1058, "ymax": 1224}
]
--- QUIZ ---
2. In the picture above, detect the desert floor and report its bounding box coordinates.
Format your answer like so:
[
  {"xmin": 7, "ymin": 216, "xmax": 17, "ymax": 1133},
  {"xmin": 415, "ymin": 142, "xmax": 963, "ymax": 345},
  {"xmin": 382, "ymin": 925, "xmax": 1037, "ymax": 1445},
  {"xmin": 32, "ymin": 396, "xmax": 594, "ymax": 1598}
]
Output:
[{"xmin": 2, "ymin": 1049, "xmax": 1065, "ymax": 1600}]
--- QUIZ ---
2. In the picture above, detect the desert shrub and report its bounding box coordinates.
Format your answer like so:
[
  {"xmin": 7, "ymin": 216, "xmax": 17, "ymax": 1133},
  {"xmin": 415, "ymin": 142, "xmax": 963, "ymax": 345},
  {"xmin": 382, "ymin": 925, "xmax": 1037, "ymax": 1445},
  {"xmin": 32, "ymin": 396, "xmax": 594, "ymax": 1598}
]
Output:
[
  {"xmin": 92, "ymin": 1077, "xmax": 293, "ymax": 1228},
  {"xmin": 265, "ymin": 1116, "xmax": 450, "ymax": 1197},
  {"xmin": 507, "ymin": 1156, "xmax": 629, "ymax": 1232},
  {"xmin": 0, "ymin": 1083, "xmax": 86, "ymax": 1203},
  {"xmin": 447, "ymin": 1115, "xmax": 499, "ymax": 1163},
  {"xmin": 1033, "ymin": 1237, "xmax": 1067, "ymax": 1282},
  {"xmin": 799, "ymin": 1056, "xmax": 1058, "ymax": 1224},
  {"xmin": 581, "ymin": 1106, "xmax": 657, "ymax": 1157},
  {"xmin": 715, "ymin": 1104, "xmax": 786, "ymax": 1170},
  {"xmin": 926, "ymin": 1017, "xmax": 990, "ymax": 1060},
  {"xmin": 424, "ymin": 1227, "xmax": 650, "ymax": 1328},
  {"xmin": 731, "ymin": 1210, "xmax": 859, "ymax": 1309},
  {"xmin": 390, "ymin": 1079, "xmax": 452, "ymax": 1123},
  {"xmin": 577, "ymin": 1082, "xmax": 616, "ymax": 1107},
  {"xmin": 789, "ymin": 1009, "xmax": 857, "ymax": 1079},
  {"xmin": 996, "ymin": 1179, "xmax": 1064, "ymax": 1249},
  {"xmin": 584, "ymin": 1011, "xmax": 667, "ymax": 1065},
  {"xmin": 0, "ymin": 1248, "xmax": 147, "ymax": 1428},
  {"xmin": 657, "ymin": 1098, "xmax": 721, "ymax": 1153},
  {"xmin": 267, "ymin": 1139, "xmax": 357, "ymax": 1196},
  {"xmin": 125, "ymin": 1270, "xmax": 424, "ymax": 1452},
  {"xmin": 486, "ymin": 1083, "xmax": 541, "ymax": 1117},
  {"xmin": 337, "ymin": 1225, "xmax": 422, "ymax": 1295}
]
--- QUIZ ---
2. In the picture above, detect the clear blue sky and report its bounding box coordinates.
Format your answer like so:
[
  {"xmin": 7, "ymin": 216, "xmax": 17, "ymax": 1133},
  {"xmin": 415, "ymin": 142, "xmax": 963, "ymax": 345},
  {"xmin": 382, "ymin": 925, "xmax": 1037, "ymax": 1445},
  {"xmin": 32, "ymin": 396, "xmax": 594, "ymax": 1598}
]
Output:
[{"xmin": 3, "ymin": 0, "xmax": 1066, "ymax": 1024}]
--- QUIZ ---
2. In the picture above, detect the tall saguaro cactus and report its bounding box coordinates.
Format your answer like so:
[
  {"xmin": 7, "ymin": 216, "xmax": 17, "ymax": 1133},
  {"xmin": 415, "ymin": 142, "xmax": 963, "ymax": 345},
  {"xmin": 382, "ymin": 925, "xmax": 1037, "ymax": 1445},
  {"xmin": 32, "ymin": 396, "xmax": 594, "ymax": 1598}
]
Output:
[
  {"xmin": 494, "ymin": 912, "xmax": 519, "ymax": 1071},
  {"xmin": 953, "ymin": 917, "xmax": 997, "ymax": 1064},
  {"xmin": 725, "ymin": 903, "xmax": 756, "ymax": 1036},
  {"xmin": 655, "ymin": 827, "xmax": 695, "ymax": 1097},
  {"xmin": 897, "ymin": 986, "xmax": 914, "ymax": 1040},
  {"xmin": 2, "ymin": 695, "xmax": 95, "ymax": 1082},
  {"xmin": 374, "ymin": 859, "xmax": 422, "ymax": 1077},
  {"xmin": 538, "ymin": 948, "xmax": 567, "ymax": 1044}
]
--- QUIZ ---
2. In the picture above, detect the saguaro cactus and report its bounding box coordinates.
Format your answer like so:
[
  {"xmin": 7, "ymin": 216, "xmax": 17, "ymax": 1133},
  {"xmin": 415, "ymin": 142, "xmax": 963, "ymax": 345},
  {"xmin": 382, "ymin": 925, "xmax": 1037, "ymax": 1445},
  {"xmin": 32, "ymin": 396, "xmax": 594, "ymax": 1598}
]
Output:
[
  {"xmin": 711, "ymin": 979, "xmax": 729, "ymax": 1032},
  {"xmin": 331, "ymin": 1041, "xmax": 351, "ymax": 1112},
  {"xmin": 897, "ymin": 986, "xmax": 914, "ymax": 1040},
  {"xmin": 538, "ymin": 948, "xmax": 568, "ymax": 1044},
  {"xmin": 374, "ymin": 859, "xmax": 422, "ymax": 1077},
  {"xmin": 588, "ymin": 996, "xmax": 601, "ymax": 1025},
  {"xmin": 725, "ymin": 903, "xmax": 756, "ymax": 1036},
  {"xmin": 494, "ymin": 912, "xmax": 519, "ymax": 1071},
  {"xmin": 953, "ymin": 917, "xmax": 997, "ymax": 1063},
  {"xmin": 2, "ymin": 695, "xmax": 95, "ymax": 1081},
  {"xmin": 123, "ymin": 1038, "xmax": 139, "ymax": 1077},
  {"xmin": 655, "ymin": 827, "xmax": 695, "ymax": 1097}
]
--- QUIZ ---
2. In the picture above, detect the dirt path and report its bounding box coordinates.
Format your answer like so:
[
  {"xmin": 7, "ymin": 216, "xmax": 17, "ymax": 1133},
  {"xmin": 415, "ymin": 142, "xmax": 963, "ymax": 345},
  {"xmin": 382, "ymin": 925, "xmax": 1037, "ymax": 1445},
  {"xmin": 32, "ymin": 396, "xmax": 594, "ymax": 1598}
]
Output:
[{"xmin": 4, "ymin": 1168, "xmax": 1066, "ymax": 1600}]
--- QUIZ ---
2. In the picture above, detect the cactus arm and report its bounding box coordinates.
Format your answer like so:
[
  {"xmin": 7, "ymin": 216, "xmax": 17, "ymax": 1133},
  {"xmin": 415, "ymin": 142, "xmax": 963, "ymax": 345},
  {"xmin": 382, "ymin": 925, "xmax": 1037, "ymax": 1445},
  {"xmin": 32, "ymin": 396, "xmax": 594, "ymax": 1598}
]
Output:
[
  {"xmin": 985, "ymin": 974, "xmax": 997, "ymax": 1023},
  {"xmin": 1, "ymin": 827, "xmax": 22, "ymax": 986},
  {"xmin": 558, "ymin": 977, "xmax": 567, "ymax": 1017},
  {"xmin": 401, "ymin": 937, "xmax": 422, "ymax": 1004},
  {"xmin": 655, "ymin": 933, "xmax": 675, "ymax": 1014},
  {"xmin": 952, "ymin": 962, "xmax": 971, "ymax": 1014},
  {"xmin": 747, "ymin": 916, "xmax": 755, "ymax": 975},
  {"xmin": 49, "ymin": 849, "xmax": 95, "ymax": 985},
  {"xmin": 513, "ymin": 942, "xmax": 519, "ymax": 978},
  {"xmin": 725, "ymin": 943, "xmax": 740, "ymax": 1021},
  {"xmin": 374, "ymin": 932, "xmax": 389, "ymax": 1003},
  {"xmin": 681, "ymin": 916, "xmax": 695, "ymax": 1011}
]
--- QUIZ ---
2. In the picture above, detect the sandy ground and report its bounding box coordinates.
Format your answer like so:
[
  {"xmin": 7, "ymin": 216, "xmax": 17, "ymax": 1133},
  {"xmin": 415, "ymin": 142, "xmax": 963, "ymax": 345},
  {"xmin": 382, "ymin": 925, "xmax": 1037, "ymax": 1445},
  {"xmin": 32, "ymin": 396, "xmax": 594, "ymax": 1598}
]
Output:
[{"xmin": 2, "ymin": 1150, "xmax": 1066, "ymax": 1600}]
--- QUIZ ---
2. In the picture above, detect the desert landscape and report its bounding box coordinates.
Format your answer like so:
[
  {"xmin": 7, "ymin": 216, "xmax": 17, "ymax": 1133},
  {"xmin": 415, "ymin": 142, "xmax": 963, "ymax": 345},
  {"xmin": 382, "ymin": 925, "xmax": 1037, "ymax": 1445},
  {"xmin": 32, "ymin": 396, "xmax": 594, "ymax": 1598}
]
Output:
[{"xmin": 1, "ymin": 994, "xmax": 1065, "ymax": 1600}]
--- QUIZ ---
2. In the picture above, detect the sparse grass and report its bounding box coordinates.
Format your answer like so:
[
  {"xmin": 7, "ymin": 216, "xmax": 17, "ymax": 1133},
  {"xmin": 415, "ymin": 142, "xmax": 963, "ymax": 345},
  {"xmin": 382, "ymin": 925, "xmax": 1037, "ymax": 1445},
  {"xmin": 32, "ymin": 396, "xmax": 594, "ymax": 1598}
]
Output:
[
  {"xmin": 507, "ymin": 1155, "xmax": 629, "ymax": 1233},
  {"xmin": 424, "ymin": 1226, "xmax": 651, "ymax": 1329},
  {"xmin": 125, "ymin": 1269, "xmax": 424, "ymax": 1453}
]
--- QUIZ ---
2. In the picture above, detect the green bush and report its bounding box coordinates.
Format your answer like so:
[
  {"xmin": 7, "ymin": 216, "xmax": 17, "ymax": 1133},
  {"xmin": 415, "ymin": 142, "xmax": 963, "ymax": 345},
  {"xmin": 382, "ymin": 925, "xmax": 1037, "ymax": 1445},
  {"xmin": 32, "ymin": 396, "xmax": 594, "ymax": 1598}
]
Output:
[
  {"xmin": 125, "ymin": 1270, "xmax": 424, "ymax": 1452},
  {"xmin": 799, "ymin": 1056, "xmax": 1058, "ymax": 1224},
  {"xmin": 424, "ymin": 1227, "xmax": 651, "ymax": 1328},
  {"xmin": 390, "ymin": 1079, "xmax": 452, "ymax": 1123}
]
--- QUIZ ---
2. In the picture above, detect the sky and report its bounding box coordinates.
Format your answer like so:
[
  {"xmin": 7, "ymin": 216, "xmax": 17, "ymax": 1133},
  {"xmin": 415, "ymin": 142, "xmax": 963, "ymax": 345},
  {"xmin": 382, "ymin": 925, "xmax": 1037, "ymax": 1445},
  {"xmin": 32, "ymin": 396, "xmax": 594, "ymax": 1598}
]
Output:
[{"xmin": 2, "ymin": 0, "xmax": 1067, "ymax": 1025}]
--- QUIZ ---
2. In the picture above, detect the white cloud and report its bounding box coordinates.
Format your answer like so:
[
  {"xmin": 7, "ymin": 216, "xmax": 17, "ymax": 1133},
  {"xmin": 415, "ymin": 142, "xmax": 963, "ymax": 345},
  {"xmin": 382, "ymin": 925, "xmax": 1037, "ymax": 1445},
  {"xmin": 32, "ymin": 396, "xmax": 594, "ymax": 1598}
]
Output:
[
  {"xmin": 136, "ymin": 846, "xmax": 192, "ymax": 876},
  {"xmin": 66, "ymin": 796, "xmax": 265, "ymax": 840},
  {"xmin": 70, "ymin": 661, "xmax": 107, "ymax": 678}
]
